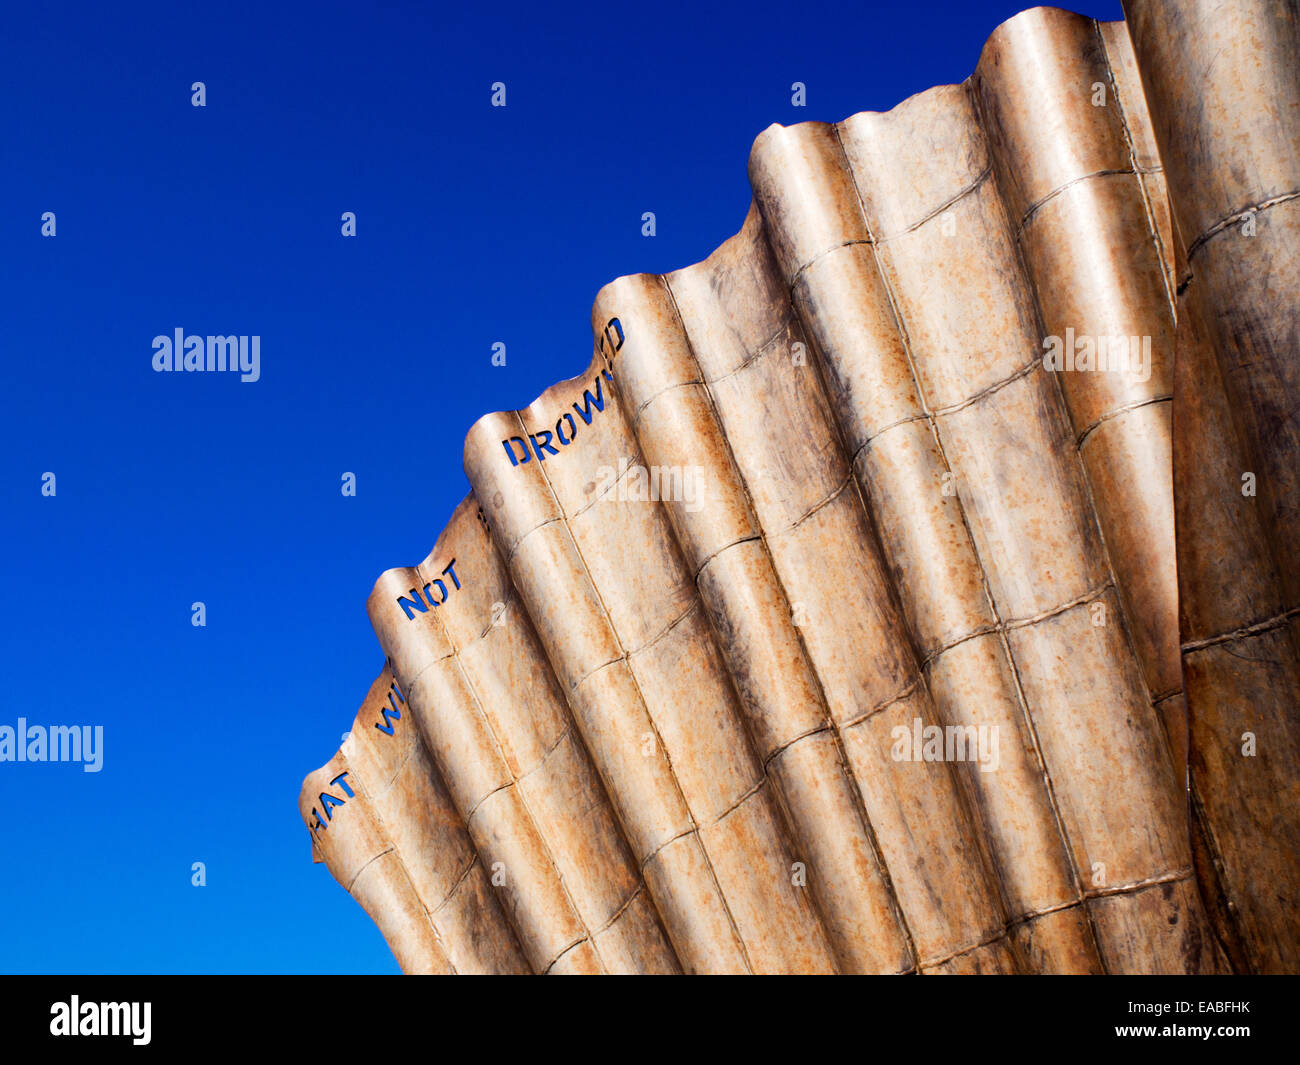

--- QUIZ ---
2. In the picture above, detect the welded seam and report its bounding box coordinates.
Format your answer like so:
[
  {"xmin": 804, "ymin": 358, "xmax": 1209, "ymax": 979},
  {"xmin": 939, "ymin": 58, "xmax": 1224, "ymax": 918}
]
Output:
[
  {"xmin": 1186, "ymin": 189, "xmax": 1300, "ymax": 261},
  {"xmin": 1182, "ymin": 604, "xmax": 1300, "ymax": 654},
  {"xmin": 1076, "ymin": 394, "xmax": 1171, "ymax": 449}
]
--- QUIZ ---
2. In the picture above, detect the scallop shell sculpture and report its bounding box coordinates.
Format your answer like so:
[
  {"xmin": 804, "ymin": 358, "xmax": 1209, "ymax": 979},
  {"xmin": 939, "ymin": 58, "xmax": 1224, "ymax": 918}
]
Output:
[{"xmin": 299, "ymin": 0, "xmax": 1300, "ymax": 974}]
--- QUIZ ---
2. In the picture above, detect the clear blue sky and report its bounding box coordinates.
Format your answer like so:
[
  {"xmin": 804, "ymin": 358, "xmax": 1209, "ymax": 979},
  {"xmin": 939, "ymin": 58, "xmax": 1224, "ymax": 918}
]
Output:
[{"xmin": 0, "ymin": 0, "xmax": 1122, "ymax": 973}]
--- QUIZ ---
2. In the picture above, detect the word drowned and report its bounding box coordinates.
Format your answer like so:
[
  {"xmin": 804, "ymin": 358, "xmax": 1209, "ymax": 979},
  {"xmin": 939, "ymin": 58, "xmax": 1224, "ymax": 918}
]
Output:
[{"xmin": 501, "ymin": 317, "xmax": 624, "ymax": 466}]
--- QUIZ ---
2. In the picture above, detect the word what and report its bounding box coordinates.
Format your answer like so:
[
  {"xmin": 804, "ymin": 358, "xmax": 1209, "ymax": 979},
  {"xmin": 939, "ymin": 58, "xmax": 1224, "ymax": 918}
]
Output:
[{"xmin": 306, "ymin": 677, "xmax": 406, "ymax": 835}]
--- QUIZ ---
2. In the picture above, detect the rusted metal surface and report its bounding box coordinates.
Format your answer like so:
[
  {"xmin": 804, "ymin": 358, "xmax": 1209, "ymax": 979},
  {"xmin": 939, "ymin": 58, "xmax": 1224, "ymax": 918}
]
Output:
[
  {"xmin": 299, "ymin": 1, "xmax": 1300, "ymax": 973},
  {"xmin": 1123, "ymin": 0, "xmax": 1300, "ymax": 975}
]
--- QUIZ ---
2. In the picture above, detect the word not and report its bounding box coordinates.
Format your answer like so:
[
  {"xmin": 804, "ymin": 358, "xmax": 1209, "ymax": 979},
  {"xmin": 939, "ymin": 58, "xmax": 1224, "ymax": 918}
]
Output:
[
  {"xmin": 50, "ymin": 997, "xmax": 150, "ymax": 1045},
  {"xmin": 501, "ymin": 318, "xmax": 624, "ymax": 466},
  {"xmin": 396, "ymin": 559, "xmax": 461, "ymax": 621},
  {"xmin": 306, "ymin": 678, "xmax": 406, "ymax": 835},
  {"xmin": 592, "ymin": 457, "xmax": 706, "ymax": 513},
  {"xmin": 152, "ymin": 328, "xmax": 261, "ymax": 382},
  {"xmin": 890, "ymin": 717, "xmax": 999, "ymax": 773},
  {"xmin": 1042, "ymin": 328, "xmax": 1151, "ymax": 382},
  {"xmin": 0, "ymin": 719, "xmax": 103, "ymax": 772}
]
